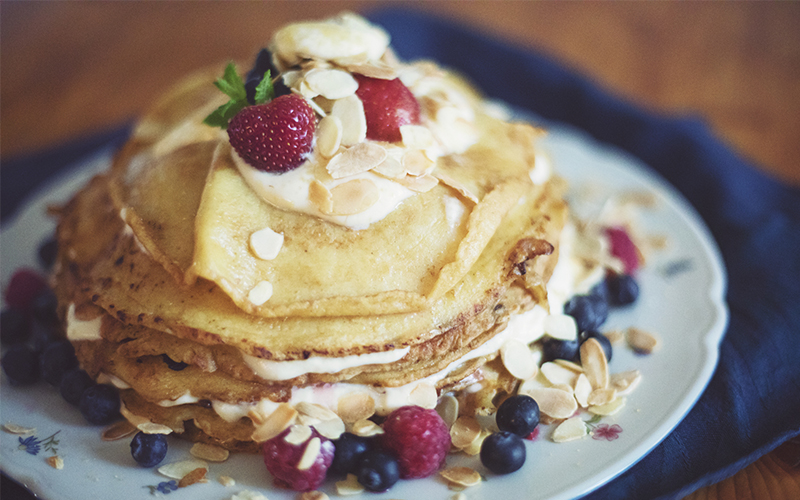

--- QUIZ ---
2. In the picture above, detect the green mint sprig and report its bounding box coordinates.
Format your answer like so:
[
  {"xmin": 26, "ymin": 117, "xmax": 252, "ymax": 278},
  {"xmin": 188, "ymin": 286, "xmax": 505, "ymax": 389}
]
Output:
[{"xmin": 203, "ymin": 62, "xmax": 275, "ymax": 129}]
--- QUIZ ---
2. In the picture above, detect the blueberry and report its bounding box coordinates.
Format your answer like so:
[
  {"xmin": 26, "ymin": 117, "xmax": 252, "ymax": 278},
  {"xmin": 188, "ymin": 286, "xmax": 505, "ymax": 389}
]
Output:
[
  {"xmin": 31, "ymin": 320, "xmax": 60, "ymax": 353},
  {"xmin": 590, "ymin": 279, "xmax": 609, "ymax": 303},
  {"xmin": 245, "ymin": 48, "xmax": 290, "ymax": 104},
  {"xmin": 31, "ymin": 290, "xmax": 60, "ymax": 330},
  {"xmin": 496, "ymin": 395, "xmax": 540, "ymax": 437},
  {"xmin": 130, "ymin": 432, "xmax": 168, "ymax": 467},
  {"xmin": 564, "ymin": 294, "xmax": 608, "ymax": 332},
  {"xmin": 480, "ymin": 431, "xmax": 526, "ymax": 475},
  {"xmin": 161, "ymin": 354, "xmax": 188, "ymax": 371},
  {"xmin": 38, "ymin": 237, "xmax": 59, "ymax": 270},
  {"xmin": 40, "ymin": 340, "xmax": 78, "ymax": 386},
  {"xmin": 1, "ymin": 308, "xmax": 30, "ymax": 345},
  {"xmin": 541, "ymin": 336, "xmax": 579, "ymax": 363},
  {"xmin": 60, "ymin": 368, "xmax": 95, "ymax": 406},
  {"xmin": 579, "ymin": 331, "xmax": 613, "ymax": 362},
  {"xmin": 330, "ymin": 432, "xmax": 371, "ymax": 476},
  {"xmin": 607, "ymin": 273, "xmax": 639, "ymax": 306},
  {"xmin": 79, "ymin": 384, "xmax": 121, "ymax": 424},
  {"xmin": 1, "ymin": 345, "xmax": 41, "ymax": 385},
  {"xmin": 355, "ymin": 449, "xmax": 400, "ymax": 492}
]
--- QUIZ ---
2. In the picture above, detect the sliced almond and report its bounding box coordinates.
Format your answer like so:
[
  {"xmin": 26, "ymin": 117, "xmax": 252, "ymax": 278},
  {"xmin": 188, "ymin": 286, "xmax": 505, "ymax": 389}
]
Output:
[
  {"xmin": 317, "ymin": 115, "xmax": 343, "ymax": 158},
  {"xmin": 500, "ymin": 339, "xmax": 538, "ymax": 380},
  {"xmin": 335, "ymin": 473, "xmax": 365, "ymax": 496},
  {"xmin": 394, "ymin": 173, "xmax": 439, "ymax": 193},
  {"xmin": 251, "ymin": 403, "xmax": 298, "ymax": 443},
  {"xmin": 541, "ymin": 362, "xmax": 580, "ymax": 387},
  {"xmin": 218, "ymin": 475, "xmax": 235, "ymax": 487},
  {"xmin": 101, "ymin": 420, "xmax": 136, "ymax": 441},
  {"xmin": 524, "ymin": 387, "xmax": 578, "ymax": 419},
  {"xmin": 344, "ymin": 59, "xmax": 397, "ymax": 79},
  {"xmin": 178, "ymin": 467, "xmax": 207, "ymax": 488},
  {"xmin": 297, "ymin": 437, "xmax": 321, "ymax": 471},
  {"xmin": 625, "ymin": 327, "xmax": 661, "ymax": 354},
  {"xmin": 46, "ymin": 455, "xmax": 64, "ymax": 470},
  {"xmin": 588, "ymin": 396, "xmax": 626, "ymax": 416},
  {"xmin": 435, "ymin": 394, "xmax": 459, "ymax": 428},
  {"xmin": 230, "ymin": 491, "xmax": 269, "ymax": 500},
  {"xmin": 305, "ymin": 69, "xmax": 358, "ymax": 100},
  {"xmin": 326, "ymin": 143, "xmax": 387, "ymax": 179},
  {"xmin": 580, "ymin": 338, "xmax": 609, "ymax": 390},
  {"xmin": 435, "ymin": 171, "xmax": 479, "ymax": 203},
  {"xmin": 329, "ymin": 179, "xmax": 380, "ymax": 215},
  {"xmin": 299, "ymin": 492, "xmax": 330, "ymax": 500},
  {"xmin": 249, "ymin": 227, "xmax": 284, "ymax": 261},
  {"xmin": 351, "ymin": 419, "xmax": 384, "ymax": 437},
  {"xmin": 400, "ymin": 125, "xmax": 435, "ymax": 150},
  {"xmin": 247, "ymin": 280, "xmax": 273, "ymax": 306},
  {"xmin": 439, "ymin": 466, "xmax": 482, "ymax": 487},
  {"xmin": 331, "ymin": 95, "xmax": 367, "ymax": 146},
  {"xmin": 296, "ymin": 402, "xmax": 339, "ymax": 422},
  {"xmin": 313, "ymin": 417, "xmax": 345, "ymax": 440},
  {"xmin": 309, "ymin": 180, "xmax": 333, "ymax": 213},
  {"xmin": 610, "ymin": 370, "xmax": 642, "ymax": 395},
  {"xmin": 588, "ymin": 388, "xmax": 617, "ymax": 406},
  {"xmin": 462, "ymin": 429, "xmax": 491, "ymax": 456},
  {"xmin": 409, "ymin": 382, "xmax": 438, "ymax": 409},
  {"xmin": 337, "ymin": 393, "xmax": 376, "ymax": 423},
  {"xmin": 137, "ymin": 422, "xmax": 174, "ymax": 435},
  {"xmin": 284, "ymin": 424, "xmax": 313, "ymax": 445},
  {"xmin": 552, "ymin": 416, "xmax": 588, "ymax": 443},
  {"xmin": 543, "ymin": 314, "xmax": 578, "ymax": 341},
  {"xmin": 3, "ymin": 423, "xmax": 36, "ymax": 435},
  {"xmin": 604, "ymin": 330, "xmax": 624, "ymax": 344},
  {"xmin": 373, "ymin": 155, "xmax": 405, "ymax": 179},
  {"xmin": 402, "ymin": 149, "xmax": 434, "ymax": 176},
  {"xmin": 573, "ymin": 373, "xmax": 593, "ymax": 408},
  {"xmin": 553, "ymin": 359, "xmax": 585, "ymax": 373},
  {"xmin": 158, "ymin": 459, "xmax": 209, "ymax": 480},
  {"xmin": 450, "ymin": 416, "xmax": 481, "ymax": 450}
]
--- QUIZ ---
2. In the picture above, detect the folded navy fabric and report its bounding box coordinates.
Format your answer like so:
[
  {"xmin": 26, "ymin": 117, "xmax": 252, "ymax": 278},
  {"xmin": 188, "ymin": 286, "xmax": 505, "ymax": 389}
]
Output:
[{"xmin": 2, "ymin": 8, "xmax": 798, "ymax": 500}]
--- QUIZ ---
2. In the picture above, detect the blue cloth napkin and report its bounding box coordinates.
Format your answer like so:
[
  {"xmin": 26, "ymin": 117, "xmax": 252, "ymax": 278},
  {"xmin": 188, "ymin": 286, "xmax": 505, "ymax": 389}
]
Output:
[{"xmin": 2, "ymin": 8, "xmax": 799, "ymax": 500}]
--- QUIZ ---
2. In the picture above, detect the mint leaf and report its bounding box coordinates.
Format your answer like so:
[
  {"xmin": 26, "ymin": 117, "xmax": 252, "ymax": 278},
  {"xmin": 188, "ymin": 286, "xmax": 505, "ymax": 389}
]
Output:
[
  {"xmin": 213, "ymin": 62, "xmax": 247, "ymax": 101},
  {"xmin": 254, "ymin": 70, "xmax": 274, "ymax": 105},
  {"xmin": 203, "ymin": 99, "xmax": 246, "ymax": 130}
]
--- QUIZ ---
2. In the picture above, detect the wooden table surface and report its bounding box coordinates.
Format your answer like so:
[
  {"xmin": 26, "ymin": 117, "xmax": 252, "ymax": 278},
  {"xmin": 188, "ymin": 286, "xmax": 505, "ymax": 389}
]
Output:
[{"xmin": 1, "ymin": 2, "xmax": 798, "ymax": 499}]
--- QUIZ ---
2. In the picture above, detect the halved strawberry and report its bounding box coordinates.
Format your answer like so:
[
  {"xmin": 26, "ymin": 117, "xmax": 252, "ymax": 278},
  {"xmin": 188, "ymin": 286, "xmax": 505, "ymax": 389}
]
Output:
[
  {"xmin": 228, "ymin": 94, "xmax": 315, "ymax": 173},
  {"xmin": 354, "ymin": 75, "xmax": 420, "ymax": 142}
]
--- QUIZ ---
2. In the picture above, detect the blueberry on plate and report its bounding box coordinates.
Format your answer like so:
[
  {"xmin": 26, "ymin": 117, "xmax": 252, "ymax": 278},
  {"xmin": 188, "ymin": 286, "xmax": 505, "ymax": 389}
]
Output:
[
  {"xmin": 355, "ymin": 449, "xmax": 400, "ymax": 492},
  {"xmin": 79, "ymin": 384, "xmax": 121, "ymax": 424},
  {"xmin": 541, "ymin": 336, "xmax": 580, "ymax": 363},
  {"xmin": 563, "ymin": 293, "xmax": 608, "ymax": 332},
  {"xmin": 579, "ymin": 330, "xmax": 613, "ymax": 362},
  {"xmin": 0, "ymin": 308, "xmax": 30, "ymax": 345},
  {"xmin": 496, "ymin": 395, "xmax": 540, "ymax": 437},
  {"xmin": 607, "ymin": 273, "xmax": 640, "ymax": 306},
  {"xmin": 244, "ymin": 48, "xmax": 290, "ymax": 104},
  {"xmin": 480, "ymin": 431, "xmax": 526, "ymax": 475},
  {"xmin": 330, "ymin": 432, "xmax": 372, "ymax": 476},
  {"xmin": 31, "ymin": 289, "xmax": 60, "ymax": 329},
  {"xmin": 1, "ymin": 345, "xmax": 41, "ymax": 385},
  {"xmin": 130, "ymin": 432, "xmax": 168, "ymax": 467},
  {"xmin": 60, "ymin": 368, "xmax": 95, "ymax": 406},
  {"xmin": 40, "ymin": 340, "xmax": 78, "ymax": 386}
]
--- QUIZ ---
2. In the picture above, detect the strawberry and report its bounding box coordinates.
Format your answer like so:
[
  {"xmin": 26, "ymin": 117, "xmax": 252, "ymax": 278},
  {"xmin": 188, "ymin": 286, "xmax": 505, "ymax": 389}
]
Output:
[
  {"xmin": 227, "ymin": 94, "xmax": 315, "ymax": 173},
  {"xmin": 354, "ymin": 75, "xmax": 420, "ymax": 142}
]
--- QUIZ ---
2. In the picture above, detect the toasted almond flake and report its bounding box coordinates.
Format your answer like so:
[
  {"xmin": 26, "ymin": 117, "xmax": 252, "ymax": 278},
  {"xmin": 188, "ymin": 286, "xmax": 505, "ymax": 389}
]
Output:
[
  {"xmin": 305, "ymin": 69, "xmax": 358, "ymax": 100},
  {"xmin": 137, "ymin": 422, "xmax": 174, "ymax": 435},
  {"xmin": 218, "ymin": 475, "xmax": 235, "ymax": 487},
  {"xmin": 373, "ymin": 155, "xmax": 405, "ymax": 179},
  {"xmin": 190, "ymin": 443, "xmax": 229, "ymax": 463},
  {"xmin": 452, "ymin": 494, "xmax": 467, "ymax": 500},
  {"xmin": 604, "ymin": 330, "xmax": 624, "ymax": 344},
  {"xmin": 588, "ymin": 388, "xmax": 617, "ymax": 406},
  {"xmin": 178, "ymin": 467, "xmax": 207, "ymax": 488},
  {"xmin": 297, "ymin": 414, "xmax": 321, "ymax": 427},
  {"xmin": 335, "ymin": 473, "xmax": 364, "ymax": 496},
  {"xmin": 580, "ymin": 338, "xmax": 609, "ymax": 390},
  {"xmin": 409, "ymin": 382, "xmax": 437, "ymax": 409},
  {"xmin": 435, "ymin": 171, "xmax": 479, "ymax": 203},
  {"xmin": 297, "ymin": 437, "xmax": 321, "ymax": 471},
  {"xmin": 344, "ymin": 59, "xmax": 397, "ymax": 79},
  {"xmin": 309, "ymin": 180, "xmax": 333, "ymax": 213},
  {"xmin": 625, "ymin": 327, "xmax": 661, "ymax": 354},
  {"xmin": 248, "ymin": 281, "xmax": 273, "ymax": 306},
  {"xmin": 101, "ymin": 420, "xmax": 136, "ymax": 441},
  {"xmin": 251, "ymin": 403, "xmax": 298, "ymax": 443},
  {"xmin": 158, "ymin": 459, "xmax": 209, "ymax": 480},
  {"xmin": 296, "ymin": 402, "xmax": 339, "ymax": 422},
  {"xmin": 500, "ymin": 339, "xmax": 538, "ymax": 380},
  {"xmin": 393, "ymin": 173, "xmax": 439, "ymax": 193},
  {"xmin": 326, "ymin": 142, "xmax": 387, "ymax": 179},
  {"xmin": 435, "ymin": 395, "xmax": 459, "ymax": 428},
  {"xmin": 317, "ymin": 115, "xmax": 343, "ymax": 158},
  {"xmin": 440, "ymin": 466, "xmax": 482, "ymax": 487},
  {"xmin": 518, "ymin": 374, "xmax": 550, "ymax": 395},
  {"xmin": 541, "ymin": 362, "xmax": 581, "ymax": 387},
  {"xmin": 297, "ymin": 80, "xmax": 319, "ymax": 100},
  {"xmin": 400, "ymin": 125, "xmax": 435, "ymax": 150},
  {"xmin": 3, "ymin": 423, "xmax": 36, "ymax": 435},
  {"xmin": 46, "ymin": 455, "xmax": 64, "ymax": 469},
  {"xmin": 551, "ymin": 383, "xmax": 574, "ymax": 394},
  {"xmin": 461, "ymin": 429, "xmax": 490, "ymax": 456},
  {"xmin": 337, "ymin": 393, "xmax": 375, "ymax": 423},
  {"xmin": 553, "ymin": 359, "xmax": 585, "ymax": 373},
  {"xmin": 299, "ymin": 492, "xmax": 330, "ymax": 500},
  {"xmin": 230, "ymin": 491, "xmax": 269, "ymax": 500},
  {"xmin": 351, "ymin": 419, "xmax": 384, "ymax": 437},
  {"xmin": 588, "ymin": 396, "xmax": 626, "ymax": 416},
  {"xmin": 331, "ymin": 95, "xmax": 367, "ymax": 146},
  {"xmin": 573, "ymin": 373, "xmax": 593, "ymax": 408},
  {"xmin": 450, "ymin": 416, "xmax": 481, "ymax": 449},
  {"xmin": 247, "ymin": 408, "xmax": 266, "ymax": 426},
  {"xmin": 284, "ymin": 424, "xmax": 313, "ymax": 445},
  {"xmin": 610, "ymin": 370, "xmax": 642, "ymax": 395},
  {"xmin": 249, "ymin": 227, "xmax": 284, "ymax": 261},
  {"xmin": 329, "ymin": 179, "xmax": 380, "ymax": 215},
  {"xmin": 543, "ymin": 314, "xmax": 578, "ymax": 341},
  {"xmin": 552, "ymin": 416, "xmax": 588, "ymax": 443},
  {"xmin": 524, "ymin": 387, "xmax": 578, "ymax": 419},
  {"xmin": 402, "ymin": 150, "xmax": 434, "ymax": 176},
  {"xmin": 313, "ymin": 417, "xmax": 346, "ymax": 440}
]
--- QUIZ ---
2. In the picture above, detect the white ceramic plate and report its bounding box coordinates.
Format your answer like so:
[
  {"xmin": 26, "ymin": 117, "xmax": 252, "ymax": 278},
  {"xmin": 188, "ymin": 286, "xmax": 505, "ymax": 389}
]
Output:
[{"xmin": 0, "ymin": 120, "xmax": 728, "ymax": 500}]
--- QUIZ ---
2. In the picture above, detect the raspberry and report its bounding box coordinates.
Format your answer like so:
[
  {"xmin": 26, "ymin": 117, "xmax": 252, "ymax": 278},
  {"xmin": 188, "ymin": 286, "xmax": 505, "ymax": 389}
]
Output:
[
  {"xmin": 4, "ymin": 269, "xmax": 48, "ymax": 311},
  {"xmin": 354, "ymin": 75, "xmax": 420, "ymax": 142},
  {"xmin": 262, "ymin": 425, "xmax": 335, "ymax": 491},
  {"xmin": 228, "ymin": 94, "xmax": 315, "ymax": 173},
  {"xmin": 380, "ymin": 405, "xmax": 450, "ymax": 479},
  {"xmin": 605, "ymin": 226, "xmax": 640, "ymax": 274}
]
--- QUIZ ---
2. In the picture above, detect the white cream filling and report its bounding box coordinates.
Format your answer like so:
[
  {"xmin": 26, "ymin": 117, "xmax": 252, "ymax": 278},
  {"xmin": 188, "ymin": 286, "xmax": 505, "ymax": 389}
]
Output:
[{"xmin": 65, "ymin": 303, "xmax": 103, "ymax": 342}]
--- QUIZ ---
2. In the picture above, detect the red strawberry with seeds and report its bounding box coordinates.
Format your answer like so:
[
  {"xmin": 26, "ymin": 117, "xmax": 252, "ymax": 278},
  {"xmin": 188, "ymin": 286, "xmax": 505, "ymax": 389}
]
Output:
[
  {"xmin": 228, "ymin": 94, "xmax": 315, "ymax": 173},
  {"xmin": 355, "ymin": 75, "xmax": 420, "ymax": 142}
]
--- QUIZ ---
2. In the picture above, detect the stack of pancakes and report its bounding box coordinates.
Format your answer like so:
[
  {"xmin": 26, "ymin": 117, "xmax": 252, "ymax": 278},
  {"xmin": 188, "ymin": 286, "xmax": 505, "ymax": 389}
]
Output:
[{"xmin": 53, "ymin": 15, "xmax": 568, "ymax": 452}]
